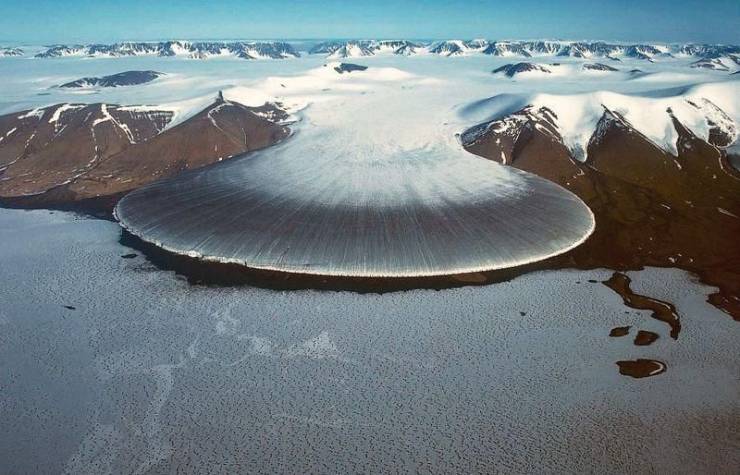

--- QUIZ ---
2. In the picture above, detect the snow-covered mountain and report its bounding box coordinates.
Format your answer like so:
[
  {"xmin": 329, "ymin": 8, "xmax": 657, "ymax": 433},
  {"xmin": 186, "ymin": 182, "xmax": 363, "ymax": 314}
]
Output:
[
  {"xmin": 485, "ymin": 42, "xmax": 667, "ymax": 60},
  {"xmin": 460, "ymin": 81, "xmax": 739, "ymax": 161},
  {"xmin": 428, "ymin": 40, "xmax": 477, "ymax": 56},
  {"xmin": 309, "ymin": 40, "xmax": 422, "ymax": 58},
  {"xmin": 481, "ymin": 41, "xmax": 535, "ymax": 57},
  {"xmin": 493, "ymin": 63, "xmax": 552, "ymax": 77},
  {"xmin": 677, "ymin": 44, "xmax": 740, "ymax": 58},
  {"xmin": 305, "ymin": 40, "xmax": 739, "ymax": 63},
  {"xmin": 691, "ymin": 56, "xmax": 740, "ymax": 71},
  {"xmin": 327, "ymin": 42, "xmax": 376, "ymax": 59},
  {"xmin": 26, "ymin": 40, "xmax": 740, "ymax": 64},
  {"xmin": 460, "ymin": 82, "xmax": 740, "ymax": 301},
  {"xmin": 34, "ymin": 41, "xmax": 300, "ymax": 59},
  {"xmin": 491, "ymin": 61, "xmax": 629, "ymax": 79},
  {"xmin": 582, "ymin": 62, "xmax": 619, "ymax": 72},
  {"xmin": 0, "ymin": 47, "xmax": 23, "ymax": 57}
]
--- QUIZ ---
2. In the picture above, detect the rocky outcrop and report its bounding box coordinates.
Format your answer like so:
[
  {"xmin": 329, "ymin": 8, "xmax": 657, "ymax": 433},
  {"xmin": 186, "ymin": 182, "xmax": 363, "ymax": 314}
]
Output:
[
  {"xmin": 0, "ymin": 47, "xmax": 23, "ymax": 57},
  {"xmin": 583, "ymin": 63, "xmax": 619, "ymax": 72},
  {"xmin": 0, "ymin": 104, "xmax": 173, "ymax": 196},
  {"xmin": 0, "ymin": 96, "xmax": 290, "ymax": 211},
  {"xmin": 690, "ymin": 57, "xmax": 738, "ymax": 71},
  {"xmin": 59, "ymin": 71, "xmax": 164, "ymax": 88},
  {"xmin": 35, "ymin": 41, "xmax": 300, "ymax": 60},
  {"xmin": 492, "ymin": 62, "xmax": 551, "ymax": 77},
  {"xmin": 692, "ymin": 58, "xmax": 727, "ymax": 71},
  {"xmin": 331, "ymin": 63, "xmax": 368, "ymax": 74}
]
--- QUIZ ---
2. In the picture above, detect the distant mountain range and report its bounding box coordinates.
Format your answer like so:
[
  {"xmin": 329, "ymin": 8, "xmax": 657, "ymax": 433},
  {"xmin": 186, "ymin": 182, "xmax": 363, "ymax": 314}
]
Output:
[
  {"xmin": 306, "ymin": 40, "xmax": 739, "ymax": 62},
  {"xmin": 32, "ymin": 41, "xmax": 300, "ymax": 59},
  {"xmin": 310, "ymin": 40, "xmax": 422, "ymax": 57},
  {"xmin": 1, "ymin": 40, "xmax": 736, "ymax": 64}
]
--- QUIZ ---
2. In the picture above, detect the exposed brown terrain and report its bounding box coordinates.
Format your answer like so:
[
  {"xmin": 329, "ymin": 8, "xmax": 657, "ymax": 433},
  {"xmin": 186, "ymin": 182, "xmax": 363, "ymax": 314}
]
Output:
[
  {"xmin": 617, "ymin": 359, "xmax": 667, "ymax": 378},
  {"xmin": 0, "ymin": 104, "xmax": 172, "ymax": 196},
  {"xmin": 603, "ymin": 272, "xmax": 681, "ymax": 338},
  {"xmin": 463, "ymin": 105, "xmax": 740, "ymax": 320},
  {"xmin": 608, "ymin": 324, "xmax": 659, "ymax": 345},
  {"xmin": 634, "ymin": 330, "xmax": 659, "ymax": 346},
  {"xmin": 609, "ymin": 326, "xmax": 631, "ymax": 337},
  {"xmin": 0, "ymin": 94, "xmax": 290, "ymax": 212}
]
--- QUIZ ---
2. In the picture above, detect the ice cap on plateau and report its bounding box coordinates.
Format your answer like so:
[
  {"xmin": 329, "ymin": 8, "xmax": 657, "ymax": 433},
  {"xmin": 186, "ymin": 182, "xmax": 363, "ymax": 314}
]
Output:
[{"xmin": 460, "ymin": 81, "xmax": 740, "ymax": 160}]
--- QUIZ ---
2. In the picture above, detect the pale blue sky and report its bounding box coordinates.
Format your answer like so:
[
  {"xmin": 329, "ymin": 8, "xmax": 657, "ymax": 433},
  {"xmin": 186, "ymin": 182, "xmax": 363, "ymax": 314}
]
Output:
[{"xmin": 1, "ymin": 0, "xmax": 738, "ymax": 44}]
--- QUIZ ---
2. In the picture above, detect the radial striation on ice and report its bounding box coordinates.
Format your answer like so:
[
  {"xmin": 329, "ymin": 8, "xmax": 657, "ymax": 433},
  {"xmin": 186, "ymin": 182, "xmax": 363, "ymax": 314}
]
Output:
[{"xmin": 115, "ymin": 142, "xmax": 594, "ymax": 277}]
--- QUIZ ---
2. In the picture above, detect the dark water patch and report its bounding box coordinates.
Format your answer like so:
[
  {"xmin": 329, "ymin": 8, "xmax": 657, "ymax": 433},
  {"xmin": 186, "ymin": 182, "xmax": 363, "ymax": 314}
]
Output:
[
  {"xmin": 0, "ymin": 190, "xmax": 122, "ymax": 221},
  {"xmin": 617, "ymin": 359, "xmax": 666, "ymax": 378},
  {"xmin": 603, "ymin": 272, "xmax": 681, "ymax": 339},
  {"xmin": 634, "ymin": 330, "xmax": 659, "ymax": 346},
  {"xmin": 609, "ymin": 326, "xmax": 630, "ymax": 337}
]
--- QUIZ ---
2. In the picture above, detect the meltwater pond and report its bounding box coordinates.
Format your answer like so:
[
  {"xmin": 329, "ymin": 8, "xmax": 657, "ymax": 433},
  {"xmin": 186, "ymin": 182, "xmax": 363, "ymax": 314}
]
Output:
[{"xmin": 115, "ymin": 136, "xmax": 594, "ymax": 277}]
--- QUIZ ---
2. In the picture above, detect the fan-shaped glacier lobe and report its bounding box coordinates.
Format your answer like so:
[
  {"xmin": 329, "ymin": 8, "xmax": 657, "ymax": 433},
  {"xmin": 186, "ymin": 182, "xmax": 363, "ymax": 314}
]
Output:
[
  {"xmin": 114, "ymin": 63, "xmax": 596, "ymax": 278},
  {"xmin": 115, "ymin": 134, "xmax": 594, "ymax": 278}
]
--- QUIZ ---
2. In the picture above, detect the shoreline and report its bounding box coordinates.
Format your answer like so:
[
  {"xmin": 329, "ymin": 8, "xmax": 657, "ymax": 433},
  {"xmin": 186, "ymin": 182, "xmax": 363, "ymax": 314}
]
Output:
[
  {"xmin": 2, "ymin": 168, "xmax": 737, "ymax": 321},
  {"xmin": 0, "ymin": 200, "xmax": 722, "ymax": 310},
  {"xmin": 0, "ymin": 191, "xmax": 124, "ymax": 222}
]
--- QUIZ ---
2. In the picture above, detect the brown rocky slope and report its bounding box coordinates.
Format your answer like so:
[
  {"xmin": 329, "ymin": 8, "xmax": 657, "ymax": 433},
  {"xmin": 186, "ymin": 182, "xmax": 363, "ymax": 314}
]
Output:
[
  {"xmin": 0, "ymin": 94, "xmax": 290, "ymax": 213},
  {"xmin": 462, "ymin": 105, "xmax": 740, "ymax": 319}
]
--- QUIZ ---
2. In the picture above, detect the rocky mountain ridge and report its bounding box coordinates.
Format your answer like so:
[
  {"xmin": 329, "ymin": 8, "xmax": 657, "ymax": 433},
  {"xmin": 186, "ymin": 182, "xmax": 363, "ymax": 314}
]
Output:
[
  {"xmin": 34, "ymin": 41, "xmax": 300, "ymax": 59},
  {"xmin": 461, "ymin": 93, "xmax": 740, "ymax": 318},
  {"xmin": 0, "ymin": 96, "xmax": 290, "ymax": 209},
  {"xmin": 22, "ymin": 40, "xmax": 740, "ymax": 62},
  {"xmin": 307, "ymin": 39, "xmax": 740, "ymax": 61}
]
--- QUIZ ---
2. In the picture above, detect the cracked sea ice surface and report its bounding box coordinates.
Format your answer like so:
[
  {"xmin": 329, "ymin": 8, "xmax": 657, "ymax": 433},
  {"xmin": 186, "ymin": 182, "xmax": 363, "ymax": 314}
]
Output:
[{"xmin": 1, "ymin": 208, "xmax": 738, "ymax": 473}]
